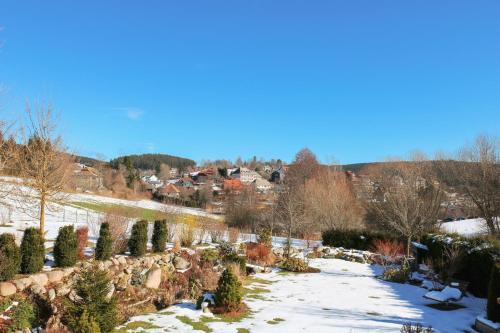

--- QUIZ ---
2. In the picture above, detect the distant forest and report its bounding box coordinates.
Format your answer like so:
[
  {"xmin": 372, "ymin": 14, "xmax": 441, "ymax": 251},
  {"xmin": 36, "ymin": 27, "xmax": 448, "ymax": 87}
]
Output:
[{"xmin": 110, "ymin": 153, "xmax": 196, "ymax": 172}]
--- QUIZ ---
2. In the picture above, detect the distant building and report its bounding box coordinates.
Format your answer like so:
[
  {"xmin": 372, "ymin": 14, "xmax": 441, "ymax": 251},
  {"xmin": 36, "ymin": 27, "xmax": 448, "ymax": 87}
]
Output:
[
  {"xmin": 159, "ymin": 184, "xmax": 181, "ymax": 199},
  {"xmin": 223, "ymin": 179, "xmax": 244, "ymax": 192},
  {"xmin": 252, "ymin": 178, "xmax": 273, "ymax": 193},
  {"xmin": 270, "ymin": 166, "xmax": 287, "ymax": 184},
  {"xmin": 73, "ymin": 163, "xmax": 103, "ymax": 192},
  {"xmin": 230, "ymin": 167, "xmax": 261, "ymax": 184}
]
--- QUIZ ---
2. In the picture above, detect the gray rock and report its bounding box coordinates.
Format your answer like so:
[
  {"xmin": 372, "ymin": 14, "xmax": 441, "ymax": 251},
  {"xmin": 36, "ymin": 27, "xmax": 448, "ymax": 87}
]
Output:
[
  {"xmin": 48, "ymin": 288, "xmax": 56, "ymax": 301},
  {"xmin": 0, "ymin": 282, "xmax": 17, "ymax": 297},
  {"xmin": 145, "ymin": 268, "xmax": 162, "ymax": 289},
  {"xmin": 173, "ymin": 256, "xmax": 191, "ymax": 270}
]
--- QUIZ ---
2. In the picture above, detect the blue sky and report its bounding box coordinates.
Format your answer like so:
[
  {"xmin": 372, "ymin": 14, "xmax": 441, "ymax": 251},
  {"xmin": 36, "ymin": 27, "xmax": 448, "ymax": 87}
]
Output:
[{"xmin": 0, "ymin": 1, "xmax": 499, "ymax": 164}]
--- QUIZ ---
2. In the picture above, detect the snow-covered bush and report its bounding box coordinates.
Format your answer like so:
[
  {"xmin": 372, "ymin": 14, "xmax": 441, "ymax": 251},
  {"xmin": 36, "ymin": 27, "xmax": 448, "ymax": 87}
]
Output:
[{"xmin": 400, "ymin": 322, "xmax": 433, "ymax": 333}]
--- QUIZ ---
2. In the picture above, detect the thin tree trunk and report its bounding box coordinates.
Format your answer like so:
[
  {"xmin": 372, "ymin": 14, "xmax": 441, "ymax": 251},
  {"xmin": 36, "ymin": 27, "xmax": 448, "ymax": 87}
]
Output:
[
  {"xmin": 40, "ymin": 193, "xmax": 46, "ymax": 238},
  {"xmin": 406, "ymin": 235, "xmax": 412, "ymax": 258}
]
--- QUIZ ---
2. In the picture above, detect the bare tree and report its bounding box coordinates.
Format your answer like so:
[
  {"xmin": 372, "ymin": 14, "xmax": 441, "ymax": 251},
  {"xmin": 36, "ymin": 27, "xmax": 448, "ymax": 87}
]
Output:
[
  {"xmin": 16, "ymin": 105, "xmax": 73, "ymax": 236},
  {"xmin": 305, "ymin": 167, "xmax": 364, "ymax": 231},
  {"xmin": 436, "ymin": 135, "xmax": 499, "ymax": 234},
  {"xmin": 366, "ymin": 160, "xmax": 444, "ymax": 257},
  {"xmin": 158, "ymin": 163, "xmax": 171, "ymax": 180}
]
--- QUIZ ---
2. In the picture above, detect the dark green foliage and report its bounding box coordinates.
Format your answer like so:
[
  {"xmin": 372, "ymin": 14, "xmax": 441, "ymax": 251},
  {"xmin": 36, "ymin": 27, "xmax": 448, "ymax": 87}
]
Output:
[
  {"xmin": 322, "ymin": 228, "xmax": 400, "ymax": 250},
  {"xmin": 201, "ymin": 248, "xmax": 220, "ymax": 265},
  {"xmin": 152, "ymin": 220, "xmax": 167, "ymax": 253},
  {"xmin": 75, "ymin": 309, "xmax": 101, "ymax": 333},
  {"xmin": 20, "ymin": 228, "xmax": 44, "ymax": 274},
  {"xmin": 54, "ymin": 225, "xmax": 78, "ymax": 267},
  {"xmin": 128, "ymin": 220, "xmax": 148, "ymax": 257},
  {"xmin": 65, "ymin": 266, "xmax": 117, "ymax": 333},
  {"xmin": 4, "ymin": 298, "xmax": 38, "ymax": 331},
  {"xmin": 109, "ymin": 153, "xmax": 195, "ymax": 172},
  {"xmin": 421, "ymin": 234, "xmax": 498, "ymax": 297},
  {"xmin": 215, "ymin": 268, "xmax": 242, "ymax": 311},
  {"xmin": 487, "ymin": 263, "xmax": 500, "ymax": 322},
  {"xmin": 0, "ymin": 233, "xmax": 21, "ymax": 281},
  {"xmin": 280, "ymin": 257, "xmax": 321, "ymax": 273},
  {"xmin": 95, "ymin": 223, "xmax": 113, "ymax": 261},
  {"xmin": 258, "ymin": 228, "xmax": 272, "ymax": 247}
]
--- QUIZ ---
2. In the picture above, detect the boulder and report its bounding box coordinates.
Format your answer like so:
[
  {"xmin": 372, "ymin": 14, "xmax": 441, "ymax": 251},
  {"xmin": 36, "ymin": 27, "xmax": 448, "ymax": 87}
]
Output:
[
  {"xmin": 48, "ymin": 288, "xmax": 56, "ymax": 301},
  {"xmin": 31, "ymin": 273, "xmax": 49, "ymax": 287},
  {"xmin": 117, "ymin": 256, "xmax": 128, "ymax": 266},
  {"xmin": 47, "ymin": 270, "xmax": 64, "ymax": 283},
  {"xmin": 115, "ymin": 274, "xmax": 130, "ymax": 291},
  {"xmin": 30, "ymin": 283, "xmax": 47, "ymax": 296},
  {"xmin": 0, "ymin": 282, "xmax": 17, "ymax": 297},
  {"xmin": 57, "ymin": 285, "xmax": 71, "ymax": 297},
  {"xmin": 145, "ymin": 268, "xmax": 162, "ymax": 289},
  {"xmin": 173, "ymin": 256, "xmax": 191, "ymax": 271}
]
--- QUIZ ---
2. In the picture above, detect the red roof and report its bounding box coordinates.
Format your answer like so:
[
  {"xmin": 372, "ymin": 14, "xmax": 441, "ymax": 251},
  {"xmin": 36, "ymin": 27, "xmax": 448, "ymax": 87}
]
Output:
[{"xmin": 223, "ymin": 179, "xmax": 244, "ymax": 191}]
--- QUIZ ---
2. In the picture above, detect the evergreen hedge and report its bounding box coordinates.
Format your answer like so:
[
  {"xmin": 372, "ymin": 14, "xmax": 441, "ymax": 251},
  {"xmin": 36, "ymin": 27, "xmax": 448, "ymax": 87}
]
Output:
[
  {"xmin": 152, "ymin": 219, "xmax": 167, "ymax": 253},
  {"xmin": 0, "ymin": 233, "xmax": 21, "ymax": 281},
  {"xmin": 322, "ymin": 228, "xmax": 400, "ymax": 250},
  {"xmin": 95, "ymin": 223, "xmax": 113, "ymax": 261},
  {"xmin": 487, "ymin": 262, "xmax": 500, "ymax": 322},
  {"xmin": 54, "ymin": 225, "xmax": 78, "ymax": 267},
  {"xmin": 20, "ymin": 228, "xmax": 45, "ymax": 274},
  {"xmin": 128, "ymin": 220, "xmax": 148, "ymax": 257},
  {"xmin": 215, "ymin": 268, "xmax": 242, "ymax": 312}
]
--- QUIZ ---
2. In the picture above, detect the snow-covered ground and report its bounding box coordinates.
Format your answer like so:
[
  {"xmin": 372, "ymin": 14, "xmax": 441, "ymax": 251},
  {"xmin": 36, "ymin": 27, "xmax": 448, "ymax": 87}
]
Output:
[
  {"xmin": 120, "ymin": 259, "xmax": 485, "ymax": 333},
  {"xmin": 440, "ymin": 218, "xmax": 487, "ymax": 237}
]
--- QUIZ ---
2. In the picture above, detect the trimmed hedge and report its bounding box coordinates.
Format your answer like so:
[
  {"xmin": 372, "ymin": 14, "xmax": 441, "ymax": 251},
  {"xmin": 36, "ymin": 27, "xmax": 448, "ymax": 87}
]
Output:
[
  {"xmin": 95, "ymin": 223, "xmax": 113, "ymax": 261},
  {"xmin": 20, "ymin": 228, "xmax": 45, "ymax": 274},
  {"xmin": 128, "ymin": 220, "xmax": 148, "ymax": 257},
  {"xmin": 54, "ymin": 225, "xmax": 78, "ymax": 267},
  {"xmin": 322, "ymin": 229, "xmax": 401, "ymax": 251},
  {"xmin": 0, "ymin": 233, "xmax": 21, "ymax": 281},
  {"xmin": 152, "ymin": 220, "xmax": 167, "ymax": 253},
  {"xmin": 421, "ymin": 234, "xmax": 499, "ymax": 297}
]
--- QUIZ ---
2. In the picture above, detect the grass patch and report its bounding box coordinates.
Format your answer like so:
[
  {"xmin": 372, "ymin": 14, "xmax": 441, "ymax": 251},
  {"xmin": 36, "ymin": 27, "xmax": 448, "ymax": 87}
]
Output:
[
  {"xmin": 71, "ymin": 201, "xmax": 169, "ymax": 221},
  {"xmin": 159, "ymin": 311, "xmax": 176, "ymax": 316},
  {"xmin": 366, "ymin": 311, "xmax": 382, "ymax": 316},
  {"xmin": 242, "ymin": 286, "xmax": 271, "ymax": 296},
  {"xmin": 114, "ymin": 321, "xmax": 161, "ymax": 332},
  {"xmin": 267, "ymin": 318, "xmax": 285, "ymax": 325},
  {"xmin": 237, "ymin": 329, "xmax": 250, "ymax": 333},
  {"xmin": 246, "ymin": 277, "xmax": 274, "ymax": 285},
  {"xmin": 175, "ymin": 316, "xmax": 212, "ymax": 332},
  {"xmin": 426, "ymin": 303, "xmax": 465, "ymax": 311}
]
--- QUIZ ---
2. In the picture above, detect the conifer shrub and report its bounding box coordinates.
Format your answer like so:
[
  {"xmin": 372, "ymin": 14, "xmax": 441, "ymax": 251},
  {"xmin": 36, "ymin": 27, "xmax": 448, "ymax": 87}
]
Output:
[
  {"xmin": 487, "ymin": 262, "xmax": 500, "ymax": 323},
  {"xmin": 54, "ymin": 225, "xmax": 78, "ymax": 267},
  {"xmin": 152, "ymin": 219, "xmax": 167, "ymax": 253},
  {"xmin": 75, "ymin": 309, "xmax": 101, "ymax": 333},
  {"xmin": 20, "ymin": 227, "xmax": 45, "ymax": 274},
  {"xmin": 65, "ymin": 266, "xmax": 117, "ymax": 333},
  {"xmin": 257, "ymin": 228, "xmax": 272, "ymax": 247},
  {"xmin": 95, "ymin": 223, "xmax": 113, "ymax": 261},
  {"xmin": 76, "ymin": 227, "xmax": 89, "ymax": 260},
  {"xmin": 215, "ymin": 268, "xmax": 242, "ymax": 312},
  {"xmin": 128, "ymin": 220, "xmax": 148, "ymax": 257},
  {"xmin": 0, "ymin": 233, "xmax": 21, "ymax": 281}
]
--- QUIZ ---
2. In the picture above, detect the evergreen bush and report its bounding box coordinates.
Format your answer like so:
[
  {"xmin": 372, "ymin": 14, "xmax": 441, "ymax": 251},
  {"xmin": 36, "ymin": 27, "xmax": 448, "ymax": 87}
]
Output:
[
  {"xmin": 65, "ymin": 266, "xmax": 117, "ymax": 333},
  {"xmin": 215, "ymin": 268, "xmax": 242, "ymax": 312},
  {"xmin": 487, "ymin": 262, "xmax": 500, "ymax": 323},
  {"xmin": 152, "ymin": 219, "xmax": 167, "ymax": 253},
  {"xmin": 128, "ymin": 220, "xmax": 148, "ymax": 257},
  {"xmin": 95, "ymin": 223, "xmax": 113, "ymax": 261},
  {"xmin": 54, "ymin": 225, "xmax": 78, "ymax": 267},
  {"xmin": 20, "ymin": 228, "xmax": 45, "ymax": 274},
  {"xmin": 75, "ymin": 309, "xmax": 101, "ymax": 333},
  {"xmin": 0, "ymin": 233, "xmax": 21, "ymax": 281}
]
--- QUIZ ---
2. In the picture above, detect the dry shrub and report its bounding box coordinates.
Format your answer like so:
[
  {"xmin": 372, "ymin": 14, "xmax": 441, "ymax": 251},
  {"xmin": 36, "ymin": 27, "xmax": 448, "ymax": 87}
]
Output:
[
  {"xmin": 76, "ymin": 226, "xmax": 88, "ymax": 259},
  {"xmin": 228, "ymin": 227, "xmax": 239, "ymax": 243},
  {"xmin": 371, "ymin": 239, "xmax": 405, "ymax": 266},
  {"xmin": 225, "ymin": 262, "xmax": 244, "ymax": 282},
  {"xmin": 246, "ymin": 242, "xmax": 275, "ymax": 266},
  {"xmin": 179, "ymin": 225, "xmax": 195, "ymax": 247},
  {"xmin": 201, "ymin": 268, "xmax": 220, "ymax": 290},
  {"xmin": 195, "ymin": 218, "xmax": 211, "ymax": 244},
  {"xmin": 208, "ymin": 222, "xmax": 226, "ymax": 244},
  {"xmin": 172, "ymin": 240, "xmax": 181, "ymax": 253}
]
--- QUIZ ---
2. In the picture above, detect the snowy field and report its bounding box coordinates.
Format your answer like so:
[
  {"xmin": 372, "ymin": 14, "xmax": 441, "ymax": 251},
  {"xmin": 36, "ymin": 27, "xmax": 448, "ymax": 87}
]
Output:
[
  {"xmin": 440, "ymin": 219, "xmax": 488, "ymax": 237},
  {"xmin": 120, "ymin": 259, "xmax": 485, "ymax": 333}
]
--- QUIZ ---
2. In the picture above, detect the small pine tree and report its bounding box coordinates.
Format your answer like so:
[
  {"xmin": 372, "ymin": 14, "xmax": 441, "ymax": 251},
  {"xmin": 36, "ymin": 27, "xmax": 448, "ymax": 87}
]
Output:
[
  {"xmin": 66, "ymin": 266, "xmax": 117, "ymax": 333},
  {"xmin": 0, "ymin": 233, "xmax": 21, "ymax": 281},
  {"xmin": 95, "ymin": 223, "xmax": 113, "ymax": 261},
  {"xmin": 20, "ymin": 227, "xmax": 45, "ymax": 274},
  {"xmin": 128, "ymin": 220, "xmax": 148, "ymax": 257},
  {"xmin": 54, "ymin": 225, "xmax": 78, "ymax": 267},
  {"xmin": 215, "ymin": 268, "xmax": 242, "ymax": 312},
  {"xmin": 152, "ymin": 220, "xmax": 167, "ymax": 253},
  {"xmin": 487, "ymin": 262, "xmax": 500, "ymax": 323},
  {"xmin": 75, "ymin": 309, "xmax": 101, "ymax": 333}
]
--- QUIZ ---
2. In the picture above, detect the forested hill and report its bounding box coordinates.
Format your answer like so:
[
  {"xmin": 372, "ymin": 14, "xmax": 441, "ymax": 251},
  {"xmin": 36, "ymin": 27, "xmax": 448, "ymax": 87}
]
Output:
[{"xmin": 110, "ymin": 154, "xmax": 196, "ymax": 171}]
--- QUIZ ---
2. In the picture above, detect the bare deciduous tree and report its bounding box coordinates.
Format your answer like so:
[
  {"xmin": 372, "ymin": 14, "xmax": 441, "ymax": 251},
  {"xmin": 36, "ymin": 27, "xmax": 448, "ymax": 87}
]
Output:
[
  {"xmin": 16, "ymin": 105, "xmax": 73, "ymax": 236},
  {"xmin": 305, "ymin": 167, "xmax": 364, "ymax": 231},
  {"xmin": 366, "ymin": 160, "xmax": 444, "ymax": 257}
]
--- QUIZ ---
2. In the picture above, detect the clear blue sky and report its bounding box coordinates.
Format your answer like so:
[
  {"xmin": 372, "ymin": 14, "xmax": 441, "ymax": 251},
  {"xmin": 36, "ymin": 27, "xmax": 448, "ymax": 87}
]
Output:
[{"xmin": 1, "ymin": 1, "xmax": 499, "ymax": 164}]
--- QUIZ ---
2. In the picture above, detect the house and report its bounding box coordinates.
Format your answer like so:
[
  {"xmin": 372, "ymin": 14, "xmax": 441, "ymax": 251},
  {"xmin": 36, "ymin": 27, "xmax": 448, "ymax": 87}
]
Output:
[
  {"xmin": 270, "ymin": 166, "xmax": 287, "ymax": 183},
  {"xmin": 73, "ymin": 163, "xmax": 103, "ymax": 192},
  {"xmin": 230, "ymin": 167, "xmax": 261, "ymax": 184},
  {"xmin": 169, "ymin": 167, "xmax": 179, "ymax": 178},
  {"xmin": 159, "ymin": 184, "xmax": 181, "ymax": 199},
  {"xmin": 141, "ymin": 174, "xmax": 163, "ymax": 191},
  {"xmin": 252, "ymin": 178, "xmax": 273, "ymax": 193}
]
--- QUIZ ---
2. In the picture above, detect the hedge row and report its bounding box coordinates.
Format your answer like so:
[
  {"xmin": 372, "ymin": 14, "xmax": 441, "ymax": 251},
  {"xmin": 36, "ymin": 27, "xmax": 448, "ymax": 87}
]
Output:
[
  {"xmin": 421, "ymin": 234, "xmax": 499, "ymax": 298},
  {"xmin": 321, "ymin": 229, "xmax": 402, "ymax": 251}
]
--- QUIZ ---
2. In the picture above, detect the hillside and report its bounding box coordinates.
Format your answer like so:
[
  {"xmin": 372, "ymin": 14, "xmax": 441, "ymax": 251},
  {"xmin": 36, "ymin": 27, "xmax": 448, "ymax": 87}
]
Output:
[{"xmin": 110, "ymin": 153, "xmax": 196, "ymax": 171}]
